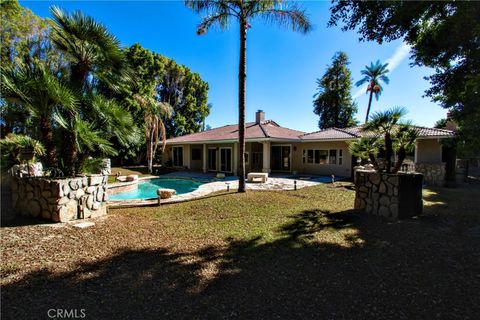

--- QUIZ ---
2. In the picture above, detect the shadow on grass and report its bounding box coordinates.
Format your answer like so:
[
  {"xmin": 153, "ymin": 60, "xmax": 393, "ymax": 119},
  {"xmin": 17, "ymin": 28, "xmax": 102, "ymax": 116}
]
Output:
[{"xmin": 2, "ymin": 204, "xmax": 480, "ymax": 319}]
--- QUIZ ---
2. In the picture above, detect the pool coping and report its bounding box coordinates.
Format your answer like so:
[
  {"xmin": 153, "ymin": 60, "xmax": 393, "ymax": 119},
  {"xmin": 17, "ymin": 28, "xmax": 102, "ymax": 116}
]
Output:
[{"xmin": 108, "ymin": 177, "xmax": 237, "ymax": 208}]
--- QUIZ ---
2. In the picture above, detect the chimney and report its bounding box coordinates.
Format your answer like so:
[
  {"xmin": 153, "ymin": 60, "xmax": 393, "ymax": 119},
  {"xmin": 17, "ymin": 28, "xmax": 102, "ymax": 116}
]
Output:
[
  {"xmin": 445, "ymin": 111, "xmax": 458, "ymax": 131},
  {"xmin": 256, "ymin": 110, "xmax": 265, "ymax": 124}
]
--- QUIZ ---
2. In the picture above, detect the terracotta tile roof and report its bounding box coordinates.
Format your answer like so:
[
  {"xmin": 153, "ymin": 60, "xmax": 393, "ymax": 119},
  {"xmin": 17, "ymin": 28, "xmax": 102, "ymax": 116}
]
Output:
[
  {"xmin": 413, "ymin": 126, "xmax": 456, "ymax": 138},
  {"xmin": 300, "ymin": 126, "xmax": 455, "ymax": 141},
  {"xmin": 301, "ymin": 128, "xmax": 359, "ymax": 140},
  {"xmin": 167, "ymin": 122, "xmax": 455, "ymax": 144},
  {"xmin": 166, "ymin": 120, "xmax": 305, "ymax": 144}
]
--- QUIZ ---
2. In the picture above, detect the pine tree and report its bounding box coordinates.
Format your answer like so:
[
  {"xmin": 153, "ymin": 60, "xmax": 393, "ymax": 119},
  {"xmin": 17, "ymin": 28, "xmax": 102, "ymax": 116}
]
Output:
[{"xmin": 313, "ymin": 52, "xmax": 357, "ymax": 129}]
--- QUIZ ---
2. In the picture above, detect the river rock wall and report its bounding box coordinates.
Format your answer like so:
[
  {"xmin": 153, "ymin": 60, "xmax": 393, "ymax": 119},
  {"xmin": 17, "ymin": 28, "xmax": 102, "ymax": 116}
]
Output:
[
  {"xmin": 11, "ymin": 175, "xmax": 108, "ymax": 222},
  {"xmin": 355, "ymin": 170, "xmax": 423, "ymax": 220},
  {"xmin": 414, "ymin": 162, "xmax": 445, "ymax": 186}
]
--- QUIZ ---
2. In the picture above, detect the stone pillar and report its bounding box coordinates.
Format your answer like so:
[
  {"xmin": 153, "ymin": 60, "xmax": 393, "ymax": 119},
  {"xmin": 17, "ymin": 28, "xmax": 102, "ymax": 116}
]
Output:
[
  {"xmin": 262, "ymin": 141, "xmax": 271, "ymax": 173},
  {"xmin": 202, "ymin": 144, "xmax": 207, "ymax": 173},
  {"xmin": 354, "ymin": 170, "xmax": 423, "ymax": 220}
]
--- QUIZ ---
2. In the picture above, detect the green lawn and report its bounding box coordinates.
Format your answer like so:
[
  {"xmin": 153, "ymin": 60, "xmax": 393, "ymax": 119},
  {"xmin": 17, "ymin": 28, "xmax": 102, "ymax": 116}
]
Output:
[{"xmin": 1, "ymin": 184, "xmax": 479, "ymax": 319}]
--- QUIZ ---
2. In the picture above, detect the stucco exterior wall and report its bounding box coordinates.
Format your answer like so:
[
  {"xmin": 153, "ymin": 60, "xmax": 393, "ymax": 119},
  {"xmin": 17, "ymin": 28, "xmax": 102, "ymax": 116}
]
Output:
[
  {"xmin": 416, "ymin": 139, "xmax": 442, "ymax": 163},
  {"xmin": 291, "ymin": 141, "xmax": 352, "ymax": 177}
]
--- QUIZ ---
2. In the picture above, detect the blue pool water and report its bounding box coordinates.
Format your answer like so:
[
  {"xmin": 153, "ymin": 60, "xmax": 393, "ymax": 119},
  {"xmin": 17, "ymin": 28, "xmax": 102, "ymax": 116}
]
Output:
[{"xmin": 110, "ymin": 178, "xmax": 204, "ymax": 200}]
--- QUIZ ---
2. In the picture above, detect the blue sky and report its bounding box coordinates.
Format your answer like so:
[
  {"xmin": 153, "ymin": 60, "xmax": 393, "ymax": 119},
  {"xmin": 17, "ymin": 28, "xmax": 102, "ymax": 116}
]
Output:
[{"xmin": 21, "ymin": 0, "xmax": 447, "ymax": 132}]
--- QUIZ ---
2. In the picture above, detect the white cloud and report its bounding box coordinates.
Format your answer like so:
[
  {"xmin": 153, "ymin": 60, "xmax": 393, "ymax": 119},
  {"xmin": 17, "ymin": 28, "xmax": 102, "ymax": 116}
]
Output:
[{"xmin": 353, "ymin": 43, "xmax": 411, "ymax": 99}]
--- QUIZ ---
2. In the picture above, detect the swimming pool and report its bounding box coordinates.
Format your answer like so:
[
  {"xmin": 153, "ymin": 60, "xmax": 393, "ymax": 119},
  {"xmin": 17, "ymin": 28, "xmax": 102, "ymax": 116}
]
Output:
[{"xmin": 109, "ymin": 178, "xmax": 204, "ymax": 200}]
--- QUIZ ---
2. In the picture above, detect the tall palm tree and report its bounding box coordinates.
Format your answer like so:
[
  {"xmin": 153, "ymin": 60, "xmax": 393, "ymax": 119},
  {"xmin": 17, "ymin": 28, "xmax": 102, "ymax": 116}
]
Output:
[
  {"xmin": 134, "ymin": 88, "xmax": 173, "ymax": 173},
  {"xmin": 356, "ymin": 60, "xmax": 389, "ymax": 123},
  {"xmin": 50, "ymin": 7, "xmax": 132, "ymax": 175},
  {"xmin": 0, "ymin": 62, "xmax": 77, "ymax": 167},
  {"xmin": 185, "ymin": 0, "xmax": 311, "ymax": 192},
  {"xmin": 363, "ymin": 107, "xmax": 407, "ymax": 173}
]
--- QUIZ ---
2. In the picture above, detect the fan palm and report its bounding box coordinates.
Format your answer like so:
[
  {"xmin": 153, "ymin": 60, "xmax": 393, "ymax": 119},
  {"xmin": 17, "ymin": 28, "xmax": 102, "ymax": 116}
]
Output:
[
  {"xmin": 185, "ymin": 0, "xmax": 311, "ymax": 192},
  {"xmin": 363, "ymin": 107, "xmax": 407, "ymax": 173},
  {"xmin": 356, "ymin": 60, "xmax": 389, "ymax": 123},
  {"xmin": 134, "ymin": 88, "xmax": 173, "ymax": 173},
  {"xmin": 348, "ymin": 137, "xmax": 380, "ymax": 168},
  {"xmin": 50, "ymin": 6, "xmax": 132, "ymax": 175},
  {"xmin": 0, "ymin": 133, "xmax": 45, "ymax": 165},
  {"xmin": 0, "ymin": 62, "xmax": 76, "ymax": 167},
  {"xmin": 392, "ymin": 124, "xmax": 418, "ymax": 173}
]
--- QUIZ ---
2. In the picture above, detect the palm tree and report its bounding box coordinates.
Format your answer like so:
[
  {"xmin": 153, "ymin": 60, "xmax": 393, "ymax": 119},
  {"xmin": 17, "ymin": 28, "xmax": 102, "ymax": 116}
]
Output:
[
  {"xmin": 0, "ymin": 62, "xmax": 76, "ymax": 167},
  {"xmin": 50, "ymin": 7, "xmax": 132, "ymax": 175},
  {"xmin": 185, "ymin": 0, "xmax": 311, "ymax": 192},
  {"xmin": 134, "ymin": 87, "xmax": 173, "ymax": 173},
  {"xmin": 0, "ymin": 133, "xmax": 46, "ymax": 163},
  {"xmin": 348, "ymin": 137, "xmax": 380, "ymax": 168},
  {"xmin": 356, "ymin": 60, "xmax": 389, "ymax": 123},
  {"xmin": 363, "ymin": 107, "xmax": 407, "ymax": 173},
  {"xmin": 392, "ymin": 124, "xmax": 418, "ymax": 173}
]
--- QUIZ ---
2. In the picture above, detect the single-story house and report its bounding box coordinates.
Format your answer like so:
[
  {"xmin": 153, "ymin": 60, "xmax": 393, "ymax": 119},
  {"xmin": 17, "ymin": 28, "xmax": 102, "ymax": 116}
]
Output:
[{"xmin": 164, "ymin": 111, "xmax": 455, "ymax": 183}]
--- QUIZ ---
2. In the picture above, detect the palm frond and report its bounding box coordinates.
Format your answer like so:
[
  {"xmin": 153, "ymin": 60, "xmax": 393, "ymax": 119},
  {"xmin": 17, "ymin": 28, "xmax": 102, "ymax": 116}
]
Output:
[
  {"xmin": 196, "ymin": 12, "xmax": 230, "ymax": 35},
  {"xmin": 259, "ymin": 4, "xmax": 312, "ymax": 34}
]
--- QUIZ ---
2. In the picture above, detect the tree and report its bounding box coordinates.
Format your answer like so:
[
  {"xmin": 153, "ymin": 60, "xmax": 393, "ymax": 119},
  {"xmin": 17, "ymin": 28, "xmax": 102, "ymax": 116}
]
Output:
[
  {"xmin": 0, "ymin": 133, "xmax": 45, "ymax": 167},
  {"xmin": 185, "ymin": 0, "xmax": 311, "ymax": 192},
  {"xmin": 116, "ymin": 44, "xmax": 210, "ymax": 165},
  {"xmin": 392, "ymin": 123, "xmax": 418, "ymax": 173},
  {"xmin": 0, "ymin": 0, "xmax": 66, "ymax": 139},
  {"xmin": 329, "ymin": 1, "xmax": 480, "ymax": 155},
  {"xmin": 1, "ymin": 61, "xmax": 76, "ymax": 167},
  {"xmin": 350, "ymin": 107, "xmax": 418, "ymax": 173},
  {"xmin": 160, "ymin": 60, "xmax": 210, "ymax": 137},
  {"xmin": 348, "ymin": 137, "xmax": 380, "ymax": 168},
  {"xmin": 50, "ymin": 7, "xmax": 136, "ymax": 175},
  {"xmin": 355, "ymin": 60, "xmax": 389, "ymax": 124},
  {"xmin": 363, "ymin": 107, "xmax": 410, "ymax": 173},
  {"xmin": 313, "ymin": 51, "xmax": 357, "ymax": 129},
  {"xmin": 134, "ymin": 87, "xmax": 173, "ymax": 173}
]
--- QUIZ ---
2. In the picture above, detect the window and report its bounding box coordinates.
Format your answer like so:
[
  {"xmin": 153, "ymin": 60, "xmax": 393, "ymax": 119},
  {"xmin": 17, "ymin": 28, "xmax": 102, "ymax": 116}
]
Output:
[
  {"xmin": 329, "ymin": 149, "xmax": 337, "ymax": 164},
  {"xmin": 172, "ymin": 147, "xmax": 183, "ymax": 167},
  {"xmin": 306, "ymin": 150, "xmax": 314, "ymax": 164},
  {"xmin": 220, "ymin": 148, "xmax": 232, "ymax": 172},
  {"xmin": 191, "ymin": 148, "xmax": 201, "ymax": 161},
  {"xmin": 338, "ymin": 149, "xmax": 343, "ymax": 165},
  {"xmin": 244, "ymin": 152, "xmax": 249, "ymax": 164},
  {"xmin": 208, "ymin": 148, "xmax": 217, "ymax": 171},
  {"xmin": 303, "ymin": 149, "xmax": 340, "ymax": 165}
]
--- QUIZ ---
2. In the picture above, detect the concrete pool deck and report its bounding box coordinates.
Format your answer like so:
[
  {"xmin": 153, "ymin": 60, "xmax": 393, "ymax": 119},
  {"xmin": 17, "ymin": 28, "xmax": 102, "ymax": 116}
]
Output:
[{"xmin": 108, "ymin": 172, "xmax": 339, "ymax": 208}]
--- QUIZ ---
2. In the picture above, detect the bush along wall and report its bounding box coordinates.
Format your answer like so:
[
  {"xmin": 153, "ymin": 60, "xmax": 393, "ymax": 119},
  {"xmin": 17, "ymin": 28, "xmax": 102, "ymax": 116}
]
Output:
[
  {"xmin": 354, "ymin": 169, "xmax": 423, "ymax": 220},
  {"xmin": 10, "ymin": 175, "xmax": 108, "ymax": 222}
]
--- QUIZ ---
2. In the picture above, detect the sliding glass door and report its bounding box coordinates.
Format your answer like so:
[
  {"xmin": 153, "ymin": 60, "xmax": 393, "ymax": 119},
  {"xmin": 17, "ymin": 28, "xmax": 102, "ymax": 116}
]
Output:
[
  {"xmin": 220, "ymin": 148, "xmax": 232, "ymax": 172},
  {"xmin": 271, "ymin": 146, "xmax": 291, "ymax": 171},
  {"xmin": 208, "ymin": 148, "xmax": 217, "ymax": 171},
  {"xmin": 172, "ymin": 146, "xmax": 183, "ymax": 167}
]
